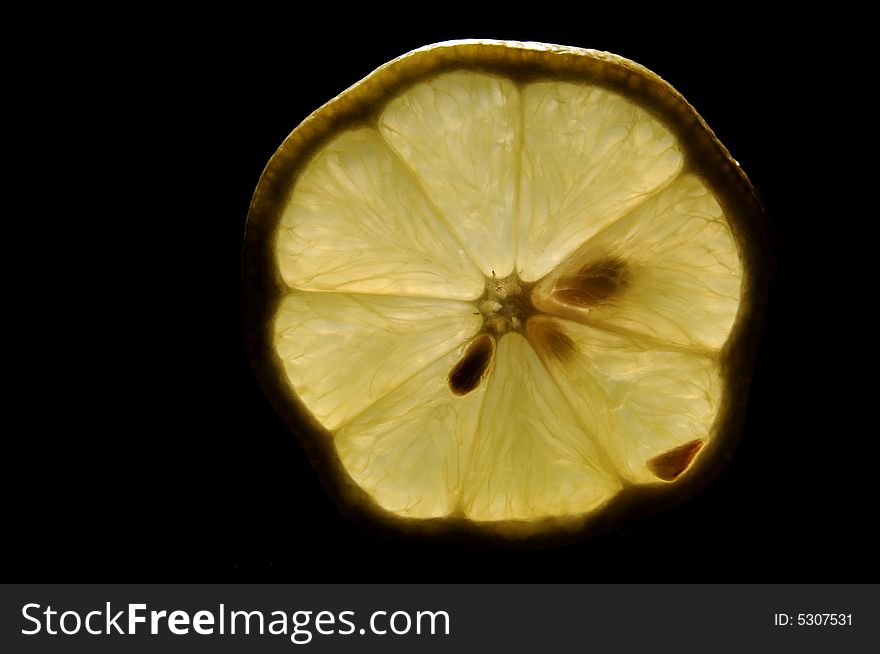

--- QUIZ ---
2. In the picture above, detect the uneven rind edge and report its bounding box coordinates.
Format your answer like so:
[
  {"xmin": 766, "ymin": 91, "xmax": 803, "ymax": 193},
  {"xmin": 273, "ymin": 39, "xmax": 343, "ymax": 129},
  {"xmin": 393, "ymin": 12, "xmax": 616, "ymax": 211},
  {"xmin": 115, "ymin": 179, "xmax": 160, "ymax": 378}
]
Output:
[{"xmin": 242, "ymin": 40, "xmax": 771, "ymax": 545}]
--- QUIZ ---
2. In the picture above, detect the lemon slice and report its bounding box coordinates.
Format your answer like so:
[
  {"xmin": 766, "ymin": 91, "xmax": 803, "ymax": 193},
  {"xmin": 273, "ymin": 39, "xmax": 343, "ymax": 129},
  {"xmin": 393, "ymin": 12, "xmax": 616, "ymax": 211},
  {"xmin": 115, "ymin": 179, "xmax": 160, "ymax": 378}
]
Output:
[{"xmin": 244, "ymin": 40, "xmax": 767, "ymax": 538}]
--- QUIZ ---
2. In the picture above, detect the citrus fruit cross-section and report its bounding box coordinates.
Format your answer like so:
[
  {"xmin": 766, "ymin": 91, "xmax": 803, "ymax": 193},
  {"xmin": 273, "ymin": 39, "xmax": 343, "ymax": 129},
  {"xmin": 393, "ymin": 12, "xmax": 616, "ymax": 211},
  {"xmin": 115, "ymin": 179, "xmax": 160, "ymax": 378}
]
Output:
[{"xmin": 243, "ymin": 40, "xmax": 768, "ymax": 539}]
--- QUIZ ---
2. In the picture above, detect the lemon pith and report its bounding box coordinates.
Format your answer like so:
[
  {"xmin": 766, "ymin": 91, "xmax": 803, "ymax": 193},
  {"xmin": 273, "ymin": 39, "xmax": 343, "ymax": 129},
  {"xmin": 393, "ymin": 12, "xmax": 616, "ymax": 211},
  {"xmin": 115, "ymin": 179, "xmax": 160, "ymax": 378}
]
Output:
[{"xmin": 246, "ymin": 41, "xmax": 765, "ymax": 533}]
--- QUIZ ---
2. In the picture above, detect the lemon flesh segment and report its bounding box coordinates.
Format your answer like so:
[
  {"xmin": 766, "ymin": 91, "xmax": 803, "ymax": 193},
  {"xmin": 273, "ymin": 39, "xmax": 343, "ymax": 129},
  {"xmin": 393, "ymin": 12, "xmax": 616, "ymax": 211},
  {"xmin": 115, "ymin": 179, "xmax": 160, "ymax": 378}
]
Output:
[
  {"xmin": 335, "ymin": 347, "xmax": 487, "ymax": 519},
  {"xmin": 275, "ymin": 127, "xmax": 484, "ymax": 300},
  {"xmin": 274, "ymin": 293, "xmax": 483, "ymax": 431},
  {"xmin": 516, "ymin": 81, "xmax": 683, "ymax": 282},
  {"xmin": 379, "ymin": 72, "xmax": 520, "ymax": 278},
  {"xmin": 462, "ymin": 333, "xmax": 621, "ymax": 521},
  {"xmin": 533, "ymin": 174, "xmax": 742, "ymax": 351},
  {"xmin": 528, "ymin": 316, "xmax": 722, "ymax": 484},
  {"xmin": 335, "ymin": 332, "xmax": 621, "ymax": 522}
]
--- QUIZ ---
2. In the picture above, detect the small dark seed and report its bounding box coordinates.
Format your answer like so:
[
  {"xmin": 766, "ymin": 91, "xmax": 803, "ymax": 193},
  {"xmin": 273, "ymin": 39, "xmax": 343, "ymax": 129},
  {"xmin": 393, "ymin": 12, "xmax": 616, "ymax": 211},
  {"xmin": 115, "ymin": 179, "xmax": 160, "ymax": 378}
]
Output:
[
  {"xmin": 553, "ymin": 257, "xmax": 627, "ymax": 308},
  {"xmin": 525, "ymin": 319, "xmax": 578, "ymax": 364},
  {"xmin": 647, "ymin": 439, "xmax": 705, "ymax": 481},
  {"xmin": 448, "ymin": 333, "xmax": 495, "ymax": 396}
]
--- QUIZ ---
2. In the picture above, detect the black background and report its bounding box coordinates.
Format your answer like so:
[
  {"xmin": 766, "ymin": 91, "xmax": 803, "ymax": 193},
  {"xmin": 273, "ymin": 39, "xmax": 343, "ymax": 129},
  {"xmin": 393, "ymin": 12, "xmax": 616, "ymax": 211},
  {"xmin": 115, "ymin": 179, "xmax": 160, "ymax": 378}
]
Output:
[{"xmin": 9, "ymin": 10, "xmax": 874, "ymax": 581}]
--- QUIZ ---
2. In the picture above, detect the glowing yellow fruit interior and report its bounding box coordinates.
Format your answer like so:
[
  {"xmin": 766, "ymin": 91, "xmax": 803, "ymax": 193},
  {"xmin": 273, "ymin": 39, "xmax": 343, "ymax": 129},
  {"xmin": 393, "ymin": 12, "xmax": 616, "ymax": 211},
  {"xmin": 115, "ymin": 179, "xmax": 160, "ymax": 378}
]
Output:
[{"xmin": 273, "ymin": 71, "xmax": 742, "ymax": 521}]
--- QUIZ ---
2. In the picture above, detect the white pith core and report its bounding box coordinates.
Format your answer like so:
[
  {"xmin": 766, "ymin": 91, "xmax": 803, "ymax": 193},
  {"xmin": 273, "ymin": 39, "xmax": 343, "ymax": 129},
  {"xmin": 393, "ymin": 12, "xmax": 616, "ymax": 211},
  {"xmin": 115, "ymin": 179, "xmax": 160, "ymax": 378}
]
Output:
[{"xmin": 478, "ymin": 273, "xmax": 531, "ymax": 335}]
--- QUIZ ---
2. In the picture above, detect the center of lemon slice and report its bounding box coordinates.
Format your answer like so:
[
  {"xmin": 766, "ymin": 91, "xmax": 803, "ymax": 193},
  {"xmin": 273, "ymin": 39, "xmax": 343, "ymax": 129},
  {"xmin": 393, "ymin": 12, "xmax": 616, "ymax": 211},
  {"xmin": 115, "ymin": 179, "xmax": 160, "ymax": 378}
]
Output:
[{"xmin": 478, "ymin": 273, "xmax": 534, "ymax": 335}]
